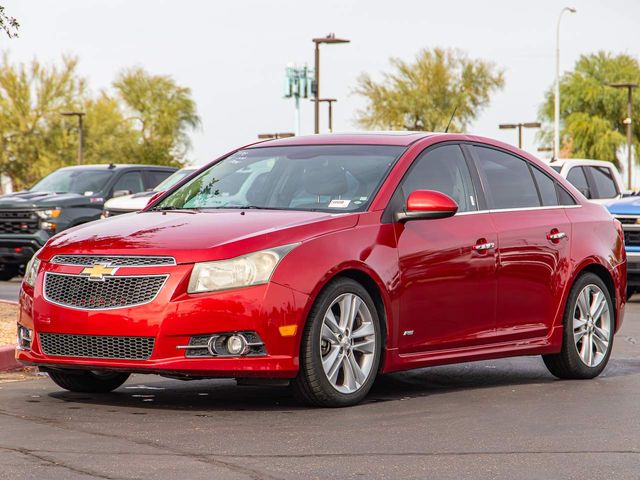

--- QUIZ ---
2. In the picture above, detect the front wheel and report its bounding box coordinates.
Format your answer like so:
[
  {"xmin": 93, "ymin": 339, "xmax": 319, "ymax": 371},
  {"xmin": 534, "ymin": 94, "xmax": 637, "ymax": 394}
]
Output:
[
  {"xmin": 47, "ymin": 370, "xmax": 130, "ymax": 393},
  {"xmin": 292, "ymin": 278, "xmax": 382, "ymax": 407},
  {"xmin": 543, "ymin": 273, "xmax": 614, "ymax": 379}
]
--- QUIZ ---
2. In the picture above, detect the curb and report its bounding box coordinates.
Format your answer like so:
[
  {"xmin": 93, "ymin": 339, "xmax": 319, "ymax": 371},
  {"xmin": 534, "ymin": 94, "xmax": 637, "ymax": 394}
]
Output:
[
  {"xmin": 0, "ymin": 299, "xmax": 18, "ymax": 306},
  {"xmin": 0, "ymin": 344, "xmax": 19, "ymax": 371}
]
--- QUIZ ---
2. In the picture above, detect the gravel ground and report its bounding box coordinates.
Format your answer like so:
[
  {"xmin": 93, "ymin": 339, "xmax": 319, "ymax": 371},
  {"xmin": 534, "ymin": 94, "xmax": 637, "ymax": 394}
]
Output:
[{"xmin": 0, "ymin": 303, "xmax": 18, "ymax": 345}]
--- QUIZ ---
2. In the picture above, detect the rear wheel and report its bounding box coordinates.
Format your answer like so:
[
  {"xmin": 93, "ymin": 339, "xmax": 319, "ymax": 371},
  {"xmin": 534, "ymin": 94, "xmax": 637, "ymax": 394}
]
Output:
[
  {"xmin": 543, "ymin": 273, "xmax": 614, "ymax": 379},
  {"xmin": 47, "ymin": 370, "xmax": 130, "ymax": 393},
  {"xmin": 292, "ymin": 278, "xmax": 382, "ymax": 407}
]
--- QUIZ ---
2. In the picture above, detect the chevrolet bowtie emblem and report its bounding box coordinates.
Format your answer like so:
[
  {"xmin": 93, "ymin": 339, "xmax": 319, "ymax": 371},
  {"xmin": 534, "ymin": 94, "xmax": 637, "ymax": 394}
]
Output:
[{"xmin": 81, "ymin": 263, "xmax": 118, "ymax": 281}]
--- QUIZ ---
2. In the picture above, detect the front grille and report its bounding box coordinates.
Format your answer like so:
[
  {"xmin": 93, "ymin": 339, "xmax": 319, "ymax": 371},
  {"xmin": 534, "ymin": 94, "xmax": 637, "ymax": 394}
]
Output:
[
  {"xmin": 0, "ymin": 209, "xmax": 39, "ymax": 234},
  {"xmin": 44, "ymin": 273, "xmax": 167, "ymax": 310},
  {"xmin": 624, "ymin": 230, "xmax": 640, "ymax": 247},
  {"xmin": 616, "ymin": 216, "xmax": 639, "ymax": 225},
  {"xmin": 40, "ymin": 333, "xmax": 155, "ymax": 360},
  {"xmin": 51, "ymin": 255, "xmax": 176, "ymax": 267}
]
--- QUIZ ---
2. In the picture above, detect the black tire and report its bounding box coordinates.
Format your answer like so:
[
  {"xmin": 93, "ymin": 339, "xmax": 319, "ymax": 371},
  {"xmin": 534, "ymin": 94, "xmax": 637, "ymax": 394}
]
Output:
[
  {"xmin": 292, "ymin": 277, "xmax": 382, "ymax": 407},
  {"xmin": 627, "ymin": 287, "xmax": 635, "ymax": 301},
  {"xmin": 543, "ymin": 272, "xmax": 614, "ymax": 379},
  {"xmin": 0, "ymin": 264, "xmax": 19, "ymax": 281},
  {"xmin": 47, "ymin": 370, "xmax": 130, "ymax": 393}
]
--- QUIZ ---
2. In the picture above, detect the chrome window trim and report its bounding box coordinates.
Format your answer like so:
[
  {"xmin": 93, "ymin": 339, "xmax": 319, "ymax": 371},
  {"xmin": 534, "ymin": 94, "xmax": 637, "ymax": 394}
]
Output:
[
  {"xmin": 43, "ymin": 271, "xmax": 169, "ymax": 311},
  {"xmin": 50, "ymin": 255, "xmax": 177, "ymax": 267},
  {"xmin": 456, "ymin": 204, "xmax": 582, "ymax": 216}
]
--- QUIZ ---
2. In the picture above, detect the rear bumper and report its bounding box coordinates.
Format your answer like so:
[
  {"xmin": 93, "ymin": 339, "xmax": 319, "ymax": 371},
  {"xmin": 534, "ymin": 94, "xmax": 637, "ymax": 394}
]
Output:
[{"xmin": 16, "ymin": 264, "xmax": 310, "ymax": 378}]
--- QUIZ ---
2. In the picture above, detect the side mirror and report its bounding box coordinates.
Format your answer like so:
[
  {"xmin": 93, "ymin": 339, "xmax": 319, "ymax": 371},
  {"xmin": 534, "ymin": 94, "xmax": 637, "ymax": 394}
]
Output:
[
  {"xmin": 395, "ymin": 190, "xmax": 458, "ymax": 222},
  {"xmin": 112, "ymin": 189, "xmax": 131, "ymax": 198},
  {"xmin": 144, "ymin": 191, "xmax": 165, "ymax": 210}
]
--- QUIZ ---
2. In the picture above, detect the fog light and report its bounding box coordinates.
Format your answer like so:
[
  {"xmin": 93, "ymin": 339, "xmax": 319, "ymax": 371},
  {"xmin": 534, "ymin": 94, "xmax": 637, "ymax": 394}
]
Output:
[
  {"xmin": 226, "ymin": 335, "xmax": 247, "ymax": 355},
  {"xmin": 17, "ymin": 325, "xmax": 33, "ymax": 351}
]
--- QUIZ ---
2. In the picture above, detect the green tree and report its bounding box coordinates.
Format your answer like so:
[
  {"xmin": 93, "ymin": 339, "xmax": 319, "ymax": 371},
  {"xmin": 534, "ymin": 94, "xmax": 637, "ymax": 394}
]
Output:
[
  {"xmin": 539, "ymin": 51, "xmax": 640, "ymax": 163},
  {"xmin": 113, "ymin": 67, "xmax": 200, "ymax": 167},
  {"xmin": 354, "ymin": 48, "xmax": 504, "ymax": 132}
]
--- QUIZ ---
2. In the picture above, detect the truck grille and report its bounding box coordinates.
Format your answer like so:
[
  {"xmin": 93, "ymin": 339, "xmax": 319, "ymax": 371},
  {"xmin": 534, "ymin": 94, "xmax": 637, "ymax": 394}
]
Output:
[
  {"xmin": 624, "ymin": 230, "xmax": 640, "ymax": 247},
  {"xmin": 51, "ymin": 255, "xmax": 176, "ymax": 267},
  {"xmin": 0, "ymin": 210, "xmax": 39, "ymax": 234},
  {"xmin": 44, "ymin": 273, "xmax": 167, "ymax": 310},
  {"xmin": 39, "ymin": 333, "xmax": 155, "ymax": 360}
]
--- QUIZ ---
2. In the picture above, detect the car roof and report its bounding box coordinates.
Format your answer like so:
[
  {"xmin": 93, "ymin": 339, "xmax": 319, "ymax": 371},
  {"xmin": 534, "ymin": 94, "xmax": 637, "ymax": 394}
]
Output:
[{"xmin": 248, "ymin": 132, "xmax": 438, "ymax": 147}]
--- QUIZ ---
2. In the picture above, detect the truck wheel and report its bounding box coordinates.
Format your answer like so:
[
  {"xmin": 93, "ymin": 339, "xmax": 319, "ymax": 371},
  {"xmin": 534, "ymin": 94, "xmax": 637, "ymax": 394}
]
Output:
[
  {"xmin": 47, "ymin": 370, "xmax": 130, "ymax": 393},
  {"xmin": 0, "ymin": 265, "xmax": 19, "ymax": 281}
]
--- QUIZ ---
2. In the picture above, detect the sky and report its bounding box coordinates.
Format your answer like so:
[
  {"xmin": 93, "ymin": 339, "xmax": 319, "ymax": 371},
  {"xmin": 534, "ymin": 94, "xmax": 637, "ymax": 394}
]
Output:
[{"xmin": 2, "ymin": 0, "xmax": 639, "ymax": 166}]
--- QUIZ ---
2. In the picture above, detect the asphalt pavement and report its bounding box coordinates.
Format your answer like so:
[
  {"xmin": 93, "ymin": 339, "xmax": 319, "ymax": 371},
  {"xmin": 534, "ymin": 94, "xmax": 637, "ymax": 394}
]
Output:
[
  {"xmin": 0, "ymin": 278, "xmax": 20, "ymax": 302},
  {"xmin": 1, "ymin": 295, "xmax": 639, "ymax": 479}
]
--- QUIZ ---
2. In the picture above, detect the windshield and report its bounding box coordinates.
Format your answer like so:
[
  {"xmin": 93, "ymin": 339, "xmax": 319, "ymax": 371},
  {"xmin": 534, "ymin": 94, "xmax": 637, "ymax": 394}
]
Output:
[
  {"xmin": 154, "ymin": 168, "xmax": 197, "ymax": 192},
  {"xmin": 155, "ymin": 145, "xmax": 404, "ymax": 212},
  {"xmin": 31, "ymin": 169, "xmax": 114, "ymax": 195}
]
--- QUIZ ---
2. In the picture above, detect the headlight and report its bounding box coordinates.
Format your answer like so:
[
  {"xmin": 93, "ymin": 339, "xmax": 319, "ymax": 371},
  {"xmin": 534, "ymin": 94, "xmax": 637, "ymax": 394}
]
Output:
[
  {"xmin": 23, "ymin": 249, "xmax": 43, "ymax": 288},
  {"xmin": 36, "ymin": 209, "xmax": 61, "ymax": 219},
  {"xmin": 187, "ymin": 244, "xmax": 299, "ymax": 294}
]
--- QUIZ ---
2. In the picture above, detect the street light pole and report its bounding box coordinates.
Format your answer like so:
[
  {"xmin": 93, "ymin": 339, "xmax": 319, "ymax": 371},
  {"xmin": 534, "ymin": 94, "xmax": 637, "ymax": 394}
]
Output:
[
  {"xmin": 311, "ymin": 98, "xmax": 338, "ymax": 132},
  {"xmin": 554, "ymin": 7, "xmax": 576, "ymax": 160},
  {"xmin": 499, "ymin": 122, "xmax": 542, "ymax": 149},
  {"xmin": 60, "ymin": 111, "xmax": 85, "ymax": 165},
  {"xmin": 608, "ymin": 82, "xmax": 638, "ymax": 189},
  {"xmin": 312, "ymin": 34, "xmax": 350, "ymax": 134}
]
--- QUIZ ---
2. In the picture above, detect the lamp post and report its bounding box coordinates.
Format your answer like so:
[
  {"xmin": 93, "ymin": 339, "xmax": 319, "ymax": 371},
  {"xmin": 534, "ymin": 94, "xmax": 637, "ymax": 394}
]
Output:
[
  {"xmin": 499, "ymin": 122, "xmax": 542, "ymax": 149},
  {"xmin": 60, "ymin": 111, "xmax": 85, "ymax": 165},
  {"xmin": 312, "ymin": 33, "xmax": 349, "ymax": 134},
  {"xmin": 608, "ymin": 82, "xmax": 638, "ymax": 189},
  {"xmin": 311, "ymin": 98, "xmax": 338, "ymax": 132},
  {"xmin": 554, "ymin": 7, "xmax": 576, "ymax": 160}
]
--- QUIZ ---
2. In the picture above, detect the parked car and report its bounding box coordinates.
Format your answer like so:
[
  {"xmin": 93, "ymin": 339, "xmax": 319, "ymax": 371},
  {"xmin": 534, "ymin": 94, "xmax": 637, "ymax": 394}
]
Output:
[
  {"xmin": 606, "ymin": 196, "xmax": 640, "ymax": 299},
  {"xmin": 0, "ymin": 164, "xmax": 176, "ymax": 280},
  {"xmin": 17, "ymin": 133, "xmax": 626, "ymax": 407},
  {"xmin": 102, "ymin": 167, "xmax": 198, "ymax": 218},
  {"xmin": 549, "ymin": 159, "xmax": 624, "ymax": 204}
]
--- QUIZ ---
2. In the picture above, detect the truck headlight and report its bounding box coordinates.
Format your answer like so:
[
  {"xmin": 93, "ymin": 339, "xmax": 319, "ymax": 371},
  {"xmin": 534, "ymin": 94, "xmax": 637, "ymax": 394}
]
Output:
[
  {"xmin": 36, "ymin": 209, "xmax": 61, "ymax": 219},
  {"xmin": 23, "ymin": 249, "xmax": 43, "ymax": 288},
  {"xmin": 187, "ymin": 244, "xmax": 299, "ymax": 294}
]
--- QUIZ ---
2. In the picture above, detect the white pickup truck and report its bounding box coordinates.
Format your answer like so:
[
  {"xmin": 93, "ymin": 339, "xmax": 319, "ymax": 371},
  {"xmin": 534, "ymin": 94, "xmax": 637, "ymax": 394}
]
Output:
[{"xmin": 549, "ymin": 159, "xmax": 625, "ymax": 204}]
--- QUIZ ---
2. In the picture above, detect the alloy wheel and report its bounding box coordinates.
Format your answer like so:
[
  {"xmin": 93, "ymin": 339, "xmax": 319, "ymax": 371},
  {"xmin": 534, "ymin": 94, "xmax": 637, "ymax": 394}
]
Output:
[
  {"xmin": 573, "ymin": 284, "xmax": 611, "ymax": 368},
  {"xmin": 319, "ymin": 293, "xmax": 376, "ymax": 394}
]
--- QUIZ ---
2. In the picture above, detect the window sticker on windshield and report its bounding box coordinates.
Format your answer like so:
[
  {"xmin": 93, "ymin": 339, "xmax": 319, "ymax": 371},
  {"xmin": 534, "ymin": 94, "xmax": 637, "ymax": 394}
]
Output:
[{"xmin": 328, "ymin": 199, "xmax": 351, "ymax": 208}]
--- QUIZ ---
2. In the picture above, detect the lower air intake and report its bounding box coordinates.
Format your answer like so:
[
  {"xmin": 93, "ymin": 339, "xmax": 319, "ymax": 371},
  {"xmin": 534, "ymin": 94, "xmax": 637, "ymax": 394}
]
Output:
[{"xmin": 39, "ymin": 333, "xmax": 155, "ymax": 360}]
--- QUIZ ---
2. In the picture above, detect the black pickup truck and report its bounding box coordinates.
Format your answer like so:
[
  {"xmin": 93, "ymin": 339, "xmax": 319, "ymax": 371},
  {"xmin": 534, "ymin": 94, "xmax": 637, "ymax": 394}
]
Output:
[{"xmin": 0, "ymin": 164, "xmax": 176, "ymax": 280}]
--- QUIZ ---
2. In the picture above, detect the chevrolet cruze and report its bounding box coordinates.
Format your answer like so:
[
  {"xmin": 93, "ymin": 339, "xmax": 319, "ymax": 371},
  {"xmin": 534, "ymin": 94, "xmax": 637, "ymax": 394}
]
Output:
[{"xmin": 16, "ymin": 133, "xmax": 626, "ymax": 407}]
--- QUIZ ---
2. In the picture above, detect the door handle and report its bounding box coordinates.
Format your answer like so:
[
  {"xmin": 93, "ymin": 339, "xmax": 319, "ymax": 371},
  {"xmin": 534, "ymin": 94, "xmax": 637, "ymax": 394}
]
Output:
[
  {"xmin": 547, "ymin": 230, "xmax": 567, "ymax": 242},
  {"xmin": 473, "ymin": 242, "xmax": 495, "ymax": 251}
]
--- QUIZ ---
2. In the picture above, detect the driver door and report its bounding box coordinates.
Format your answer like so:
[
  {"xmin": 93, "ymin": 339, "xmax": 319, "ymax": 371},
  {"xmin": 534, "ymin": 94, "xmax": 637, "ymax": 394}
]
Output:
[{"xmin": 395, "ymin": 144, "xmax": 498, "ymax": 354}]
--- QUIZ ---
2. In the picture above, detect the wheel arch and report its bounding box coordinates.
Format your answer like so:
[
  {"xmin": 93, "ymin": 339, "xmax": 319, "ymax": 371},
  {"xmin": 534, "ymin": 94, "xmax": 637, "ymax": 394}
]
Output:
[{"xmin": 570, "ymin": 260, "xmax": 618, "ymax": 330}]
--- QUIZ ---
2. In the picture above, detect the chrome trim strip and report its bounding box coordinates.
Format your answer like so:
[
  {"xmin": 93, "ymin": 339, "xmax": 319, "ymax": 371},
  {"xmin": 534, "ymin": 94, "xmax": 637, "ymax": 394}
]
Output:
[
  {"xmin": 43, "ymin": 272, "xmax": 169, "ymax": 311},
  {"xmin": 456, "ymin": 204, "xmax": 582, "ymax": 216},
  {"xmin": 626, "ymin": 251, "xmax": 640, "ymax": 258},
  {"xmin": 50, "ymin": 255, "xmax": 177, "ymax": 267}
]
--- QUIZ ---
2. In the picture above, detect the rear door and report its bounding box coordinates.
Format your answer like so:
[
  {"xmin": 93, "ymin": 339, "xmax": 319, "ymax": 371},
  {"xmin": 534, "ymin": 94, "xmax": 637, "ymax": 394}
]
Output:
[
  {"xmin": 471, "ymin": 145, "xmax": 572, "ymax": 342},
  {"xmin": 395, "ymin": 143, "xmax": 498, "ymax": 353}
]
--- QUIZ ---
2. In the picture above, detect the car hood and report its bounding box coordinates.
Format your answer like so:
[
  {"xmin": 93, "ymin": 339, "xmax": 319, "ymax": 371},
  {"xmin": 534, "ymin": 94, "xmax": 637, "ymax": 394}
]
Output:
[
  {"xmin": 42, "ymin": 209, "xmax": 359, "ymax": 264},
  {"xmin": 0, "ymin": 190, "xmax": 97, "ymax": 209},
  {"xmin": 605, "ymin": 196, "xmax": 640, "ymax": 215}
]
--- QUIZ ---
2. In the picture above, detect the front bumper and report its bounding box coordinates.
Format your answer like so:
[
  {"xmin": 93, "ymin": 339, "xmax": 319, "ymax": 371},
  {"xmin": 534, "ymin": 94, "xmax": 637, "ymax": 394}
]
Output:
[
  {"xmin": 16, "ymin": 262, "xmax": 309, "ymax": 378},
  {"xmin": 0, "ymin": 235, "xmax": 46, "ymax": 265},
  {"xmin": 625, "ymin": 250, "xmax": 640, "ymax": 288}
]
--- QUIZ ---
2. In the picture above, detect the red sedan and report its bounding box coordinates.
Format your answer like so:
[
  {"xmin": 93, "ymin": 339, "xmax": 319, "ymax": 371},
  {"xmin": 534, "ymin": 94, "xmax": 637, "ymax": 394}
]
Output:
[{"xmin": 16, "ymin": 133, "xmax": 626, "ymax": 407}]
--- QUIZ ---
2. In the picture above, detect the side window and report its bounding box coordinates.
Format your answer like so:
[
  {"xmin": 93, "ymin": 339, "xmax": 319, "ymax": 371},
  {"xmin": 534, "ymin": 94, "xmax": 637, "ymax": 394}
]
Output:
[
  {"xmin": 400, "ymin": 145, "xmax": 477, "ymax": 212},
  {"xmin": 474, "ymin": 147, "xmax": 540, "ymax": 209},
  {"xmin": 146, "ymin": 170, "xmax": 173, "ymax": 190},
  {"xmin": 566, "ymin": 167, "xmax": 591, "ymax": 198},
  {"xmin": 112, "ymin": 171, "xmax": 144, "ymax": 195},
  {"xmin": 556, "ymin": 184, "xmax": 577, "ymax": 205},
  {"xmin": 531, "ymin": 167, "xmax": 558, "ymax": 206},
  {"xmin": 588, "ymin": 166, "xmax": 618, "ymax": 199}
]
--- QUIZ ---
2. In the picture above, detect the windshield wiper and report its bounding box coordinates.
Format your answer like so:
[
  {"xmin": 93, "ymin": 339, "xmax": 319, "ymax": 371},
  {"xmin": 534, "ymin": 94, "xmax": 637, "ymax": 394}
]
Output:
[
  {"xmin": 149, "ymin": 205, "xmax": 198, "ymax": 213},
  {"xmin": 207, "ymin": 205, "xmax": 272, "ymax": 210}
]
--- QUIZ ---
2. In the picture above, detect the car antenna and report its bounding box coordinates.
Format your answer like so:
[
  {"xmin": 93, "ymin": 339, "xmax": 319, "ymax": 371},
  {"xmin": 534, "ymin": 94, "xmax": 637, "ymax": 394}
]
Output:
[{"xmin": 444, "ymin": 106, "xmax": 457, "ymax": 133}]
